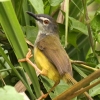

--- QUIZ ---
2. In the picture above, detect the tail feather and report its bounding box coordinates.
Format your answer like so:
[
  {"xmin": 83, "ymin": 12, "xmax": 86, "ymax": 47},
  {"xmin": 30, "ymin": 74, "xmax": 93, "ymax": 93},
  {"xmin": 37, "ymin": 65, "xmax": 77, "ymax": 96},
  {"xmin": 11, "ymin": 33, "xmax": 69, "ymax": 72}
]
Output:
[
  {"xmin": 63, "ymin": 73, "xmax": 93, "ymax": 100},
  {"xmin": 63, "ymin": 73, "xmax": 77, "ymax": 85}
]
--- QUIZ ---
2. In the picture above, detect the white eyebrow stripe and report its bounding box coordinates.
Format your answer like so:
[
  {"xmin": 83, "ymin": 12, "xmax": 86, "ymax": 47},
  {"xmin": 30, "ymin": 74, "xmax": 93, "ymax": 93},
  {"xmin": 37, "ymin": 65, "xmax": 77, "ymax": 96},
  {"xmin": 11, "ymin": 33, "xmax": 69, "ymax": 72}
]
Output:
[{"xmin": 39, "ymin": 17, "xmax": 50, "ymax": 21}]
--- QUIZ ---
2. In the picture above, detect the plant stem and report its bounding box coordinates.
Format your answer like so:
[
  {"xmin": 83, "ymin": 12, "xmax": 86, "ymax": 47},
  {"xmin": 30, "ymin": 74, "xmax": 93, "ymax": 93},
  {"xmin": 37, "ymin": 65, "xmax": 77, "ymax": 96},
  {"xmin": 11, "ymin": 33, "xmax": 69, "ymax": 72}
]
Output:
[
  {"xmin": 65, "ymin": 0, "xmax": 69, "ymax": 47},
  {"xmin": 54, "ymin": 69, "xmax": 100, "ymax": 100},
  {"xmin": 82, "ymin": 0, "xmax": 95, "ymax": 55},
  {"xmin": 0, "ymin": 67, "xmax": 23, "ymax": 72}
]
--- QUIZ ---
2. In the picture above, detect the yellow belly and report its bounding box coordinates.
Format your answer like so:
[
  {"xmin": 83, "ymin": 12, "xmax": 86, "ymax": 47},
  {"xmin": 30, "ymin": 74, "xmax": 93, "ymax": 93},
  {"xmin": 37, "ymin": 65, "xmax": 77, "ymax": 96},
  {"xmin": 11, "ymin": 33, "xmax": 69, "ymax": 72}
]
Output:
[{"xmin": 34, "ymin": 47, "xmax": 60, "ymax": 82}]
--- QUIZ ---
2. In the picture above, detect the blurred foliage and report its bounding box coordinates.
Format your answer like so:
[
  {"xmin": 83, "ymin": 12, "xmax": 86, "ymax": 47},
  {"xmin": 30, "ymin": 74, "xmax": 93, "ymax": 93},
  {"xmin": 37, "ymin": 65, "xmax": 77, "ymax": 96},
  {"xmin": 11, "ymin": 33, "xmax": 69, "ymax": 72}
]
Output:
[
  {"xmin": 0, "ymin": 0, "xmax": 100, "ymax": 100},
  {"xmin": 0, "ymin": 85, "xmax": 24, "ymax": 100}
]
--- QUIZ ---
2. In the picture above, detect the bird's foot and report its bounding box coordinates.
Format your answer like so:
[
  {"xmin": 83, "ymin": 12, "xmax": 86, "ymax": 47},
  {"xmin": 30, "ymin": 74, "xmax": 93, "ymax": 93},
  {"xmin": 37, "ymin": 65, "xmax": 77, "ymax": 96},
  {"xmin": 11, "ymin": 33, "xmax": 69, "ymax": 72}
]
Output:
[
  {"xmin": 18, "ymin": 48, "xmax": 41, "ymax": 74},
  {"xmin": 18, "ymin": 48, "xmax": 33, "ymax": 62}
]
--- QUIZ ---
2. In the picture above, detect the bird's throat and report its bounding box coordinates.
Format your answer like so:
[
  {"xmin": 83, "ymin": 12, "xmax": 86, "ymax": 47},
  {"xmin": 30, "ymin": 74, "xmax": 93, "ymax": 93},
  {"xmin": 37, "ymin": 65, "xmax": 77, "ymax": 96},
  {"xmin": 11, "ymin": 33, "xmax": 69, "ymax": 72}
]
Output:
[{"xmin": 34, "ymin": 31, "xmax": 46, "ymax": 46}]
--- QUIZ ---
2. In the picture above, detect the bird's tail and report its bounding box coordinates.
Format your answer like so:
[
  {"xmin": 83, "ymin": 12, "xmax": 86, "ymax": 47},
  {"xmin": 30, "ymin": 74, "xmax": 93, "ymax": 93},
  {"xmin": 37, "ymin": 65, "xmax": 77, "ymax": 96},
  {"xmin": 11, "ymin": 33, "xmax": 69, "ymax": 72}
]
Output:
[
  {"xmin": 63, "ymin": 73, "xmax": 76, "ymax": 85},
  {"xmin": 63, "ymin": 73, "xmax": 93, "ymax": 100}
]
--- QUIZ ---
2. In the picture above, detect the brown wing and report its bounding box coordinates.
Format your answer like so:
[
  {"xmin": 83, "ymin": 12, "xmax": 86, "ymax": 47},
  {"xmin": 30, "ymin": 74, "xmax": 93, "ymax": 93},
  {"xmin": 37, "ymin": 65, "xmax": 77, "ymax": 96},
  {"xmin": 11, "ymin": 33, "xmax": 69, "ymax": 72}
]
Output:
[{"xmin": 37, "ymin": 35, "xmax": 72, "ymax": 76}]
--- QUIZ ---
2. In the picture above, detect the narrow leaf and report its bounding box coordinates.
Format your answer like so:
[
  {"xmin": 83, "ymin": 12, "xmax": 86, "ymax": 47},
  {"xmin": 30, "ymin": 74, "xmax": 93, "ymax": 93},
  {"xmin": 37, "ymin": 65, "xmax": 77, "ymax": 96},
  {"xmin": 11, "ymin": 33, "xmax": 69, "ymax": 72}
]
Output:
[{"xmin": 28, "ymin": 0, "xmax": 44, "ymax": 14}]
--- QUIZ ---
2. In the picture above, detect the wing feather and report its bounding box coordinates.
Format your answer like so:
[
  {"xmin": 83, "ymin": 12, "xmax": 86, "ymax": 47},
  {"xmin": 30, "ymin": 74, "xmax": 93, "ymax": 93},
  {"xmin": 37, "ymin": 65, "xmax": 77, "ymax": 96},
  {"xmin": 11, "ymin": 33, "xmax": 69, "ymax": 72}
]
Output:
[{"xmin": 37, "ymin": 35, "xmax": 72, "ymax": 76}]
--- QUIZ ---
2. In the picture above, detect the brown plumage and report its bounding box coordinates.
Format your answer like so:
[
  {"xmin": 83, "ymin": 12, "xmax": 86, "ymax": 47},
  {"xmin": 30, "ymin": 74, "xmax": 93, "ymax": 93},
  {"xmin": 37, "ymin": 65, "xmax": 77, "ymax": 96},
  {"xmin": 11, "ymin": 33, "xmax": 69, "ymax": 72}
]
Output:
[
  {"xmin": 37, "ymin": 34, "xmax": 72, "ymax": 76},
  {"xmin": 26, "ymin": 11, "xmax": 92, "ymax": 100}
]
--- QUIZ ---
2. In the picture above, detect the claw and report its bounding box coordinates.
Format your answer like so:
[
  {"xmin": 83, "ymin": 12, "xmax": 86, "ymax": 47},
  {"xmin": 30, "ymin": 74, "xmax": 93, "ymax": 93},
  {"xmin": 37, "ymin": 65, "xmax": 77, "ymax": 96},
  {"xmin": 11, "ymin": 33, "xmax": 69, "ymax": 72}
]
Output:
[
  {"xmin": 18, "ymin": 49, "xmax": 33, "ymax": 62},
  {"xmin": 18, "ymin": 48, "xmax": 41, "ymax": 74}
]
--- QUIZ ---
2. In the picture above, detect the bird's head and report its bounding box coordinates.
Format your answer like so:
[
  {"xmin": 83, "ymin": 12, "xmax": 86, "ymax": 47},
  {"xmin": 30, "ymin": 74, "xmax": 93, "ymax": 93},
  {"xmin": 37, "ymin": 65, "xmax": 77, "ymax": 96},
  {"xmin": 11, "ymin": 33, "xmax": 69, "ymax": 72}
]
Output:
[{"xmin": 26, "ymin": 11, "xmax": 58, "ymax": 35}]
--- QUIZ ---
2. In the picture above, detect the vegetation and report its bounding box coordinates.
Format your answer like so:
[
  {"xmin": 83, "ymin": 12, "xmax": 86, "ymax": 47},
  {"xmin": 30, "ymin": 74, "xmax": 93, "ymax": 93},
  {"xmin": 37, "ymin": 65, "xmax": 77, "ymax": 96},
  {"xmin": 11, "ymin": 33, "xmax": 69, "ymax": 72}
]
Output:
[{"xmin": 0, "ymin": 0, "xmax": 100, "ymax": 100}]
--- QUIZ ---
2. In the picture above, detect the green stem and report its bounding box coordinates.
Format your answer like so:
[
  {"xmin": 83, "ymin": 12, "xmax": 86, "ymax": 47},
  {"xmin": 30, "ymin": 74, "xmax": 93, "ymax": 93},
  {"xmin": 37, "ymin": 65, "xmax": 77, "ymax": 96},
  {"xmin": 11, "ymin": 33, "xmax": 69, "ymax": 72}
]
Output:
[
  {"xmin": 82, "ymin": 0, "xmax": 95, "ymax": 55},
  {"xmin": 65, "ymin": 0, "xmax": 69, "ymax": 47},
  {"xmin": 0, "ymin": 67, "xmax": 23, "ymax": 72}
]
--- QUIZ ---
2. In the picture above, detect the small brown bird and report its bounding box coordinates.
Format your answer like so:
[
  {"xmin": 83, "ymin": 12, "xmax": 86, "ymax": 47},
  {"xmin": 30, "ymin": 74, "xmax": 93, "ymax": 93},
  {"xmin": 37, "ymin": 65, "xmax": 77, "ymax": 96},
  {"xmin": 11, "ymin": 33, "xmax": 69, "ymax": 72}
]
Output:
[{"xmin": 19, "ymin": 11, "xmax": 92, "ymax": 100}]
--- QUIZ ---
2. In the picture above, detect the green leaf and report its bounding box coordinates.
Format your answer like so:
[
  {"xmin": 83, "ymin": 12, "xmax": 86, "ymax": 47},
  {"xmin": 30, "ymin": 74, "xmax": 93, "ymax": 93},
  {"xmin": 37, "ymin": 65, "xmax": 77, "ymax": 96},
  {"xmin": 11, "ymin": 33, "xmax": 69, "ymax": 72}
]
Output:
[
  {"xmin": 22, "ymin": 26, "xmax": 38, "ymax": 44},
  {"xmin": 0, "ymin": 85, "xmax": 24, "ymax": 100},
  {"xmin": 95, "ymin": 0, "xmax": 100, "ymax": 3},
  {"xmin": 12, "ymin": 0, "xmax": 23, "ymax": 20},
  {"xmin": 41, "ymin": 76, "xmax": 77, "ymax": 100},
  {"xmin": 91, "ymin": 12, "xmax": 100, "ymax": 32},
  {"xmin": 68, "ymin": 32, "xmax": 79, "ymax": 47},
  {"xmin": 86, "ymin": 55, "xmax": 98, "ymax": 65},
  {"xmin": 69, "ymin": 0, "xmax": 83, "ymax": 17},
  {"xmin": 91, "ymin": 12, "xmax": 100, "ymax": 43},
  {"xmin": 28, "ymin": 0, "xmax": 44, "ymax": 14},
  {"xmin": 49, "ymin": 0, "xmax": 64, "ymax": 6},
  {"xmin": 96, "ymin": 64, "xmax": 100, "ymax": 69},
  {"xmin": 73, "ymin": 65, "xmax": 87, "ymax": 78},
  {"xmin": 0, "ymin": 0, "xmax": 41, "ymax": 99},
  {"xmin": 69, "ymin": 17, "xmax": 88, "ymax": 35},
  {"xmin": 89, "ymin": 78, "xmax": 100, "ymax": 97},
  {"xmin": 41, "ymin": 76, "xmax": 69, "ymax": 99}
]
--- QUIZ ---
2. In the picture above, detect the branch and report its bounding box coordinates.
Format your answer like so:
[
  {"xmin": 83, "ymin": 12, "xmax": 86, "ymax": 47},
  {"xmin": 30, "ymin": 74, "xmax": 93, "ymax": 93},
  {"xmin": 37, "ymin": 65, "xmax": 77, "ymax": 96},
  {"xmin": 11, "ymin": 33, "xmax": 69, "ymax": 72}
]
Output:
[{"xmin": 53, "ymin": 69, "xmax": 100, "ymax": 100}]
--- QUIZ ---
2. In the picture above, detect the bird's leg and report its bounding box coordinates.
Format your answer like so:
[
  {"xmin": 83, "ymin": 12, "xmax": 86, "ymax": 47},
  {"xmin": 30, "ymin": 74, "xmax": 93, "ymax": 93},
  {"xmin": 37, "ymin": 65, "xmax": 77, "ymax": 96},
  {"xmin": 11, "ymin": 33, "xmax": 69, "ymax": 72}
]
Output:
[
  {"xmin": 18, "ymin": 48, "xmax": 42, "ymax": 74},
  {"xmin": 37, "ymin": 81, "xmax": 60, "ymax": 100},
  {"xmin": 19, "ymin": 49, "xmax": 60, "ymax": 100}
]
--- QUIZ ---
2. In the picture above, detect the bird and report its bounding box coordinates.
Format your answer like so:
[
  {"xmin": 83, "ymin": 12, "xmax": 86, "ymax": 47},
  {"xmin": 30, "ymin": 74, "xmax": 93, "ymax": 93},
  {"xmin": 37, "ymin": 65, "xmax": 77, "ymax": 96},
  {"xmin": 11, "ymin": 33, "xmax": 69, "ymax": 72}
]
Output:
[{"xmin": 19, "ymin": 11, "xmax": 92, "ymax": 100}]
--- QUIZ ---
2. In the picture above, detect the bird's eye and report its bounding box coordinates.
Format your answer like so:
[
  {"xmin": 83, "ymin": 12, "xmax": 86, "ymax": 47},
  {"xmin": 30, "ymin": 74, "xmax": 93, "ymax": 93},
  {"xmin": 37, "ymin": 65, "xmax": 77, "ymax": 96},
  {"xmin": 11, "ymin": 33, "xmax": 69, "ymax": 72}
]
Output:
[{"xmin": 43, "ymin": 20, "xmax": 49, "ymax": 24}]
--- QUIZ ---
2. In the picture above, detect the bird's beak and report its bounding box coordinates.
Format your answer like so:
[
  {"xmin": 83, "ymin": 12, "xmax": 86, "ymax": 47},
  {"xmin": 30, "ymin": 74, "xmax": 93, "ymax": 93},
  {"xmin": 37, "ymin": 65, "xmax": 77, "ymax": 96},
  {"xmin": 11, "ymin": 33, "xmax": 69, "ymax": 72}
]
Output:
[{"xmin": 26, "ymin": 11, "xmax": 39, "ymax": 21}]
